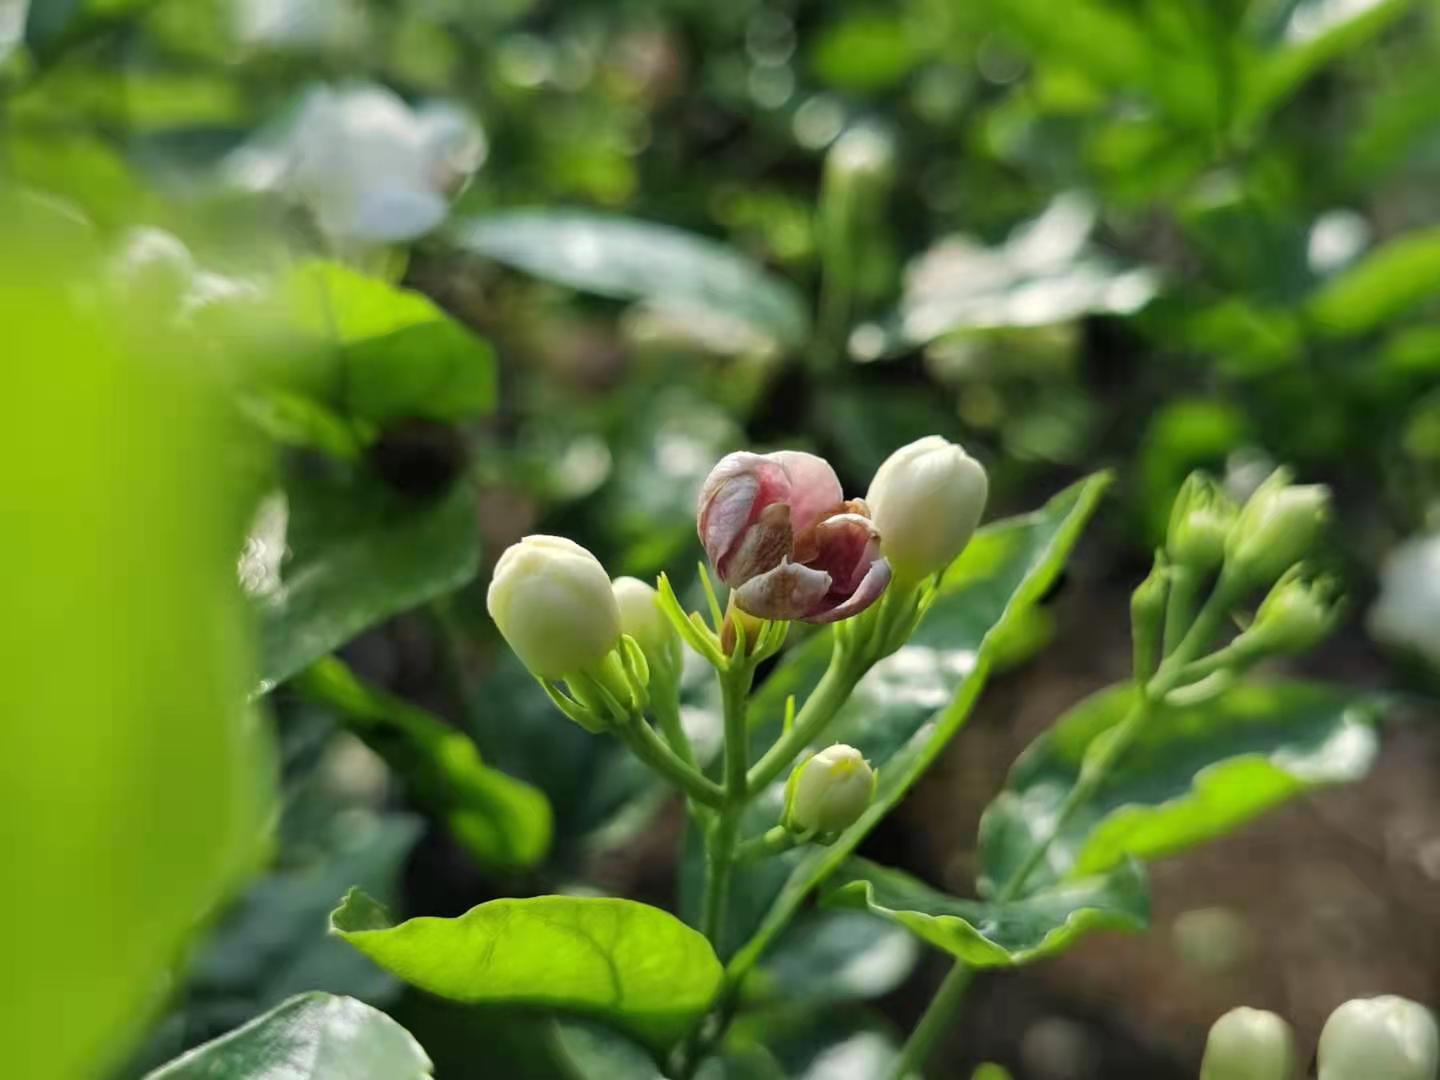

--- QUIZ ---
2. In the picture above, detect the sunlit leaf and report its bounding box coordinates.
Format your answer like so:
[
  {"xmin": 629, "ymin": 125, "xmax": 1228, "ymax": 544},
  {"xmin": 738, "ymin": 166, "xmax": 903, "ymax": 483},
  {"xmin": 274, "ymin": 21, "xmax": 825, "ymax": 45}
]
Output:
[
  {"xmin": 330, "ymin": 889, "xmax": 724, "ymax": 1050},
  {"xmin": 1308, "ymin": 226, "xmax": 1440, "ymax": 336},
  {"xmin": 823, "ymin": 857, "xmax": 1148, "ymax": 967},
  {"xmin": 296, "ymin": 658, "xmax": 552, "ymax": 870},
  {"xmin": 978, "ymin": 682, "xmax": 1385, "ymax": 897},
  {"xmin": 144, "ymin": 993, "xmax": 432, "ymax": 1079},
  {"xmin": 452, "ymin": 210, "xmax": 810, "ymax": 350}
]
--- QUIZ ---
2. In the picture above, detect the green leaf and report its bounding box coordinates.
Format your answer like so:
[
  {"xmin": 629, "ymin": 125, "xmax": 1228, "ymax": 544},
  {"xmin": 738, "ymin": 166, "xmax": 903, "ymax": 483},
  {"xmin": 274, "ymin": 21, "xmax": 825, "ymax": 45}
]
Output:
[
  {"xmin": 144, "ymin": 993, "xmax": 432, "ymax": 1079},
  {"xmin": 743, "ymin": 910, "xmax": 920, "ymax": 1006},
  {"xmin": 1246, "ymin": 0, "xmax": 1415, "ymax": 125},
  {"xmin": 715, "ymin": 473, "xmax": 1112, "ymax": 972},
  {"xmin": 253, "ymin": 469, "xmax": 480, "ymax": 691},
  {"xmin": 978, "ymin": 682, "xmax": 1385, "ymax": 897},
  {"xmin": 330, "ymin": 889, "xmax": 724, "ymax": 1050},
  {"xmin": 823, "ymin": 857, "xmax": 1148, "ymax": 968},
  {"xmin": 550, "ymin": 1020, "xmax": 666, "ymax": 1080},
  {"xmin": 296, "ymin": 658, "xmax": 552, "ymax": 870},
  {"xmin": 279, "ymin": 261, "xmax": 497, "ymax": 427},
  {"xmin": 722, "ymin": 1007, "xmax": 901, "ymax": 1080},
  {"xmin": 1308, "ymin": 226, "xmax": 1440, "ymax": 336},
  {"xmin": 451, "ymin": 210, "xmax": 810, "ymax": 349}
]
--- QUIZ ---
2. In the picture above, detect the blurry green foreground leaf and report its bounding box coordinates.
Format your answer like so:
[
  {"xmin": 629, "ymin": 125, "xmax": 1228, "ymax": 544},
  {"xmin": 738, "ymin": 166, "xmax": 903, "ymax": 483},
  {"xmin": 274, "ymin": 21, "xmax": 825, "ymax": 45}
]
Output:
[
  {"xmin": 824, "ymin": 857, "xmax": 1148, "ymax": 967},
  {"xmin": 452, "ymin": 210, "xmax": 811, "ymax": 350},
  {"xmin": 144, "ymin": 993, "xmax": 432, "ymax": 1079},
  {"xmin": 331, "ymin": 889, "xmax": 724, "ymax": 1050},
  {"xmin": 296, "ymin": 657, "xmax": 551, "ymax": 870},
  {"xmin": 978, "ymin": 682, "xmax": 1385, "ymax": 897},
  {"xmin": 3, "ymin": 233, "xmax": 272, "ymax": 1080}
]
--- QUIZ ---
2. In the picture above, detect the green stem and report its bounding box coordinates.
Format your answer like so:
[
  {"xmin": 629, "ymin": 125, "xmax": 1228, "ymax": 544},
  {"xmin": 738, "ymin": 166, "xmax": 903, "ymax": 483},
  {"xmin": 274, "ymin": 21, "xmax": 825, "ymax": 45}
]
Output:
[
  {"xmin": 700, "ymin": 663, "xmax": 755, "ymax": 946},
  {"xmin": 652, "ymin": 691, "xmax": 698, "ymax": 768},
  {"xmin": 734, "ymin": 825, "xmax": 806, "ymax": 863},
  {"xmin": 887, "ymin": 962, "xmax": 975, "ymax": 1080},
  {"xmin": 1162, "ymin": 566, "xmax": 1201, "ymax": 657},
  {"xmin": 618, "ymin": 714, "xmax": 725, "ymax": 809},
  {"xmin": 746, "ymin": 652, "xmax": 860, "ymax": 794}
]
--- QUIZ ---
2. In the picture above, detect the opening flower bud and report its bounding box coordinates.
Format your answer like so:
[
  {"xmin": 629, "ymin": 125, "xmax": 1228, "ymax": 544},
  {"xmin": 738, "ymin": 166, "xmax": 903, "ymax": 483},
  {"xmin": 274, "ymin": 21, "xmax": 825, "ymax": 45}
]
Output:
[
  {"xmin": 1318, "ymin": 995, "xmax": 1439, "ymax": 1080},
  {"xmin": 487, "ymin": 535, "xmax": 621, "ymax": 680},
  {"xmin": 697, "ymin": 450, "xmax": 890, "ymax": 623},
  {"xmin": 1236, "ymin": 566, "xmax": 1343, "ymax": 658},
  {"xmin": 612, "ymin": 576, "xmax": 681, "ymax": 681},
  {"xmin": 865, "ymin": 435, "xmax": 989, "ymax": 586},
  {"xmin": 1200, "ymin": 1007, "xmax": 1297, "ymax": 1080},
  {"xmin": 1225, "ymin": 468, "xmax": 1331, "ymax": 588},
  {"xmin": 783, "ymin": 743, "xmax": 876, "ymax": 836},
  {"xmin": 1167, "ymin": 472, "xmax": 1237, "ymax": 574}
]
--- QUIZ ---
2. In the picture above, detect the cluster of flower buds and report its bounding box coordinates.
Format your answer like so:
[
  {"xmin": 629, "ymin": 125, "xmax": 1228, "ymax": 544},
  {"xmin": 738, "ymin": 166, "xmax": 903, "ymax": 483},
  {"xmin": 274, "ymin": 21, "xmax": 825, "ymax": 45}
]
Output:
[
  {"xmin": 1159, "ymin": 466, "xmax": 1340, "ymax": 664},
  {"xmin": 1201, "ymin": 996, "xmax": 1439, "ymax": 1080},
  {"xmin": 782, "ymin": 743, "xmax": 877, "ymax": 839}
]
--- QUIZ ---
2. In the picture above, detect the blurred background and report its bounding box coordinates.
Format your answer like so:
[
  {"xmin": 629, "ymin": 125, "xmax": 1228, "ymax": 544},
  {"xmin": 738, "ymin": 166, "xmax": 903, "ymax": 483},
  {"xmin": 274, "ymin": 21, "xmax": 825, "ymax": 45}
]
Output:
[{"xmin": 4, "ymin": 0, "xmax": 1440, "ymax": 1076}]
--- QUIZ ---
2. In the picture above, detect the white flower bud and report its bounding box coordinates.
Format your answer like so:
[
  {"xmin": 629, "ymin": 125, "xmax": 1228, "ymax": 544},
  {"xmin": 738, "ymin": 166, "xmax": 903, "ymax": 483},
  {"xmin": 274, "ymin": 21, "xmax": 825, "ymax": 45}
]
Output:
[
  {"xmin": 1319, "ymin": 996, "xmax": 1439, "ymax": 1080},
  {"xmin": 487, "ymin": 535, "xmax": 621, "ymax": 680},
  {"xmin": 866, "ymin": 436, "xmax": 989, "ymax": 586},
  {"xmin": 783, "ymin": 744, "xmax": 876, "ymax": 836},
  {"xmin": 1368, "ymin": 533, "xmax": 1440, "ymax": 667},
  {"xmin": 1225, "ymin": 468, "xmax": 1331, "ymax": 587},
  {"xmin": 612, "ymin": 576, "xmax": 681, "ymax": 679},
  {"xmin": 1200, "ymin": 1007, "xmax": 1297, "ymax": 1080},
  {"xmin": 1236, "ymin": 566, "xmax": 1342, "ymax": 658}
]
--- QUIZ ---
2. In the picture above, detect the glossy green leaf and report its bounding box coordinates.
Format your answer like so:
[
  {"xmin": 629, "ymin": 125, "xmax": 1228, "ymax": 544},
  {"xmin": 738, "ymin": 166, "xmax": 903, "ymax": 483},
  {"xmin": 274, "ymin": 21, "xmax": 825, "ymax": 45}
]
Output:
[
  {"xmin": 296, "ymin": 658, "xmax": 551, "ymax": 869},
  {"xmin": 330, "ymin": 889, "xmax": 724, "ymax": 1049},
  {"xmin": 743, "ymin": 910, "xmax": 920, "ymax": 1006},
  {"xmin": 253, "ymin": 470, "xmax": 480, "ymax": 691},
  {"xmin": 550, "ymin": 1020, "xmax": 666, "ymax": 1080},
  {"xmin": 715, "ymin": 473, "xmax": 1112, "ymax": 972},
  {"xmin": 978, "ymin": 682, "xmax": 1385, "ymax": 897},
  {"xmin": 452, "ymin": 210, "xmax": 810, "ymax": 349},
  {"xmin": 823, "ymin": 857, "xmax": 1148, "ymax": 968},
  {"xmin": 1308, "ymin": 226, "xmax": 1440, "ymax": 336},
  {"xmin": 144, "ymin": 993, "xmax": 432, "ymax": 1079},
  {"xmin": 723, "ymin": 1007, "xmax": 901, "ymax": 1080}
]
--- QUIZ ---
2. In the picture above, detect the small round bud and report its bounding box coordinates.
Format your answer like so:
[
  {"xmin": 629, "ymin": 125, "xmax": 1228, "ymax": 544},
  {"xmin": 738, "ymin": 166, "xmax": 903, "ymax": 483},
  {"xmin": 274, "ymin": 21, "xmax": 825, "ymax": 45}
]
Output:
[
  {"xmin": 783, "ymin": 744, "xmax": 876, "ymax": 836},
  {"xmin": 866, "ymin": 436, "xmax": 989, "ymax": 586},
  {"xmin": 1200, "ymin": 1007, "xmax": 1297, "ymax": 1080},
  {"xmin": 1167, "ymin": 472, "xmax": 1237, "ymax": 574},
  {"xmin": 1130, "ymin": 555, "xmax": 1170, "ymax": 680},
  {"xmin": 612, "ymin": 576, "xmax": 681, "ymax": 679},
  {"xmin": 1318, "ymin": 995, "xmax": 1439, "ymax": 1080},
  {"xmin": 1237, "ymin": 566, "xmax": 1342, "ymax": 658},
  {"xmin": 1225, "ymin": 468, "xmax": 1331, "ymax": 587},
  {"xmin": 487, "ymin": 535, "xmax": 621, "ymax": 680}
]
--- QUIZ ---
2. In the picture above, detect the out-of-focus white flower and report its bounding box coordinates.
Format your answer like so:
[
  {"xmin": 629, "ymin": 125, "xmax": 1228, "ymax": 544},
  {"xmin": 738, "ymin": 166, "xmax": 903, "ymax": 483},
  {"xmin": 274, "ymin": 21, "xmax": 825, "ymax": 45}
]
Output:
[
  {"xmin": 1318, "ymin": 995, "xmax": 1439, "ymax": 1080},
  {"xmin": 233, "ymin": 0, "xmax": 366, "ymax": 51},
  {"xmin": 1308, "ymin": 210, "xmax": 1370, "ymax": 275},
  {"xmin": 226, "ymin": 83, "xmax": 486, "ymax": 244},
  {"xmin": 107, "ymin": 227, "xmax": 261, "ymax": 319},
  {"xmin": 1369, "ymin": 533, "xmax": 1440, "ymax": 667},
  {"xmin": 0, "ymin": 1, "xmax": 28, "ymax": 64},
  {"xmin": 1200, "ymin": 1006, "xmax": 1296, "ymax": 1080}
]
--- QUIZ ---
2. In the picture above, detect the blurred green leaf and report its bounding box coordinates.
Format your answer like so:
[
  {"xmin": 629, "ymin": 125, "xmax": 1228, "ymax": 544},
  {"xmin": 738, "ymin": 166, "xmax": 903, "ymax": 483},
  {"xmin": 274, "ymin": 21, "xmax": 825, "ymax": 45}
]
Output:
[
  {"xmin": 709, "ymin": 473, "xmax": 1112, "ymax": 967},
  {"xmin": 551, "ymin": 1020, "xmax": 666, "ymax": 1079},
  {"xmin": 330, "ymin": 889, "xmax": 724, "ymax": 1050},
  {"xmin": 452, "ymin": 210, "xmax": 810, "ymax": 350},
  {"xmin": 253, "ymin": 469, "xmax": 480, "ymax": 690},
  {"xmin": 823, "ymin": 857, "xmax": 1148, "ymax": 967},
  {"xmin": 296, "ymin": 658, "xmax": 552, "ymax": 870},
  {"xmin": 810, "ymin": 12, "xmax": 920, "ymax": 92},
  {"xmin": 724, "ymin": 1007, "xmax": 901, "ymax": 1080},
  {"xmin": 1308, "ymin": 226, "xmax": 1440, "ymax": 335},
  {"xmin": 978, "ymin": 682, "xmax": 1385, "ymax": 897},
  {"xmin": 1246, "ymin": 0, "xmax": 1415, "ymax": 125},
  {"xmin": 3, "ymin": 243, "xmax": 272, "ymax": 1080},
  {"xmin": 144, "ymin": 993, "xmax": 432, "ymax": 1079},
  {"xmin": 279, "ymin": 261, "xmax": 497, "ymax": 427},
  {"xmin": 742, "ymin": 910, "xmax": 920, "ymax": 1007},
  {"xmin": 1135, "ymin": 398, "xmax": 1249, "ymax": 545}
]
